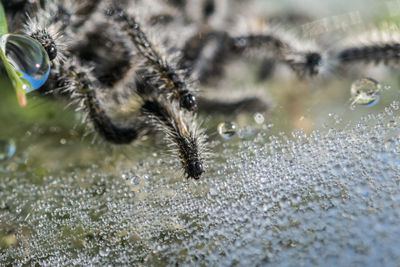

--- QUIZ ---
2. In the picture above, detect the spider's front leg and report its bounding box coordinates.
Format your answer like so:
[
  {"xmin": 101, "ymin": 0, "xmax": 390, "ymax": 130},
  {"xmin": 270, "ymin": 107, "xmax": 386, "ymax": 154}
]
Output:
[
  {"xmin": 104, "ymin": 5, "xmax": 208, "ymax": 179},
  {"xmin": 21, "ymin": 1, "xmax": 208, "ymax": 180},
  {"xmin": 335, "ymin": 40, "xmax": 400, "ymax": 68},
  {"xmin": 106, "ymin": 5, "xmax": 198, "ymax": 112},
  {"xmin": 141, "ymin": 97, "xmax": 206, "ymax": 180},
  {"xmin": 60, "ymin": 57, "xmax": 206, "ymax": 179}
]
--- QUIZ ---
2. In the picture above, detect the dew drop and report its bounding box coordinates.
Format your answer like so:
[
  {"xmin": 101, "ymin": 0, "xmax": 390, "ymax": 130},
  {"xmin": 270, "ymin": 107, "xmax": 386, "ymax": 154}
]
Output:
[
  {"xmin": 209, "ymin": 188, "xmax": 218, "ymax": 197},
  {"xmin": 131, "ymin": 176, "xmax": 141, "ymax": 185},
  {"xmin": 350, "ymin": 77, "xmax": 381, "ymax": 107},
  {"xmin": 0, "ymin": 139, "xmax": 16, "ymax": 162},
  {"xmin": 218, "ymin": 122, "xmax": 237, "ymax": 140},
  {"xmin": 1, "ymin": 34, "xmax": 50, "ymax": 92},
  {"xmin": 99, "ymin": 247, "xmax": 110, "ymax": 257},
  {"xmin": 254, "ymin": 113, "xmax": 265, "ymax": 124}
]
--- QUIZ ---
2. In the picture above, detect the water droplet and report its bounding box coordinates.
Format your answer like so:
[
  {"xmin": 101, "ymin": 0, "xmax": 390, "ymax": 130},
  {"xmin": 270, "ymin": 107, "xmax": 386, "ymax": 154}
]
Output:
[
  {"xmin": 350, "ymin": 77, "xmax": 381, "ymax": 107},
  {"xmin": 209, "ymin": 188, "xmax": 218, "ymax": 196},
  {"xmin": 1, "ymin": 34, "xmax": 50, "ymax": 92},
  {"xmin": 254, "ymin": 113, "xmax": 265, "ymax": 124},
  {"xmin": 0, "ymin": 139, "xmax": 16, "ymax": 161},
  {"xmin": 131, "ymin": 176, "xmax": 141, "ymax": 185},
  {"xmin": 218, "ymin": 122, "xmax": 237, "ymax": 140},
  {"xmin": 99, "ymin": 247, "xmax": 110, "ymax": 257}
]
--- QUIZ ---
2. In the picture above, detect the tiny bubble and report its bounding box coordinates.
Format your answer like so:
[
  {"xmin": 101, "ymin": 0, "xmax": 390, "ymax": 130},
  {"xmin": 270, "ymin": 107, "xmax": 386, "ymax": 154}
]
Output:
[{"xmin": 254, "ymin": 113, "xmax": 265, "ymax": 124}]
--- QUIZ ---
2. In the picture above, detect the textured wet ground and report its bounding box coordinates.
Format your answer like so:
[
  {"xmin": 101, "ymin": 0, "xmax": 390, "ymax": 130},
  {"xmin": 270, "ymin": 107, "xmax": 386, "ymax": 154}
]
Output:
[{"xmin": 1, "ymin": 73, "xmax": 400, "ymax": 266}]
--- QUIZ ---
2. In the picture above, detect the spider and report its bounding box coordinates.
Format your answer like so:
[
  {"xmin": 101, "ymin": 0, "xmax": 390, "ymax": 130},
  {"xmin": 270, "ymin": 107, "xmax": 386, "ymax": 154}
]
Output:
[
  {"xmin": 2, "ymin": 0, "xmax": 399, "ymax": 180},
  {"xmin": 2, "ymin": 0, "xmax": 271, "ymax": 180}
]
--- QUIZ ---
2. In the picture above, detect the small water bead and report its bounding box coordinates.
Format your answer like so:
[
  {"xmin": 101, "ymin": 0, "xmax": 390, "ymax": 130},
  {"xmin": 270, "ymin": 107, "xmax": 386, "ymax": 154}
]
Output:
[
  {"xmin": 131, "ymin": 176, "xmax": 141, "ymax": 186},
  {"xmin": 350, "ymin": 77, "xmax": 381, "ymax": 107},
  {"xmin": 0, "ymin": 139, "xmax": 16, "ymax": 161},
  {"xmin": 209, "ymin": 188, "xmax": 218, "ymax": 197},
  {"xmin": 99, "ymin": 247, "xmax": 110, "ymax": 257},
  {"xmin": 218, "ymin": 122, "xmax": 237, "ymax": 140},
  {"xmin": 1, "ymin": 34, "xmax": 50, "ymax": 92},
  {"xmin": 254, "ymin": 113, "xmax": 265, "ymax": 124}
]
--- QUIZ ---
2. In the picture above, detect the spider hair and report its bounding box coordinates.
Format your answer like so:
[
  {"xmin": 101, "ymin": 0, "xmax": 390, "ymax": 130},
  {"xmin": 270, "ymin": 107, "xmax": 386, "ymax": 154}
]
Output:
[
  {"xmin": 334, "ymin": 30, "xmax": 400, "ymax": 67},
  {"xmin": 106, "ymin": 4, "xmax": 198, "ymax": 112},
  {"xmin": 23, "ymin": 15, "xmax": 64, "ymax": 62},
  {"xmin": 57, "ymin": 58, "xmax": 146, "ymax": 144},
  {"xmin": 178, "ymin": 27, "xmax": 325, "ymax": 84},
  {"xmin": 141, "ymin": 97, "xmax": 207, "ymax": 179}
]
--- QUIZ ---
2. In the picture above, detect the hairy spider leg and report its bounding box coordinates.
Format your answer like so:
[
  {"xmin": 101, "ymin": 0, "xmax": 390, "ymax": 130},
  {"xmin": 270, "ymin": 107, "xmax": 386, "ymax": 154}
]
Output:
[
  {"xmin": 337, "ymin": 43, "xmax": 400, "ymax": 66},
  {"xmin": 179, "ymin": 29, "xmax": 324, "ymax": 83},
  {"xmin": 106, "ymin": 5, "xmax": 198, "ymax": 112},
  {"xmin": 59, "ymin": 61, "xmax": 145, "ymax": 144},
  {"xmin": 142, "ymin": 98, "xmax": 206, "ymax": 179}
]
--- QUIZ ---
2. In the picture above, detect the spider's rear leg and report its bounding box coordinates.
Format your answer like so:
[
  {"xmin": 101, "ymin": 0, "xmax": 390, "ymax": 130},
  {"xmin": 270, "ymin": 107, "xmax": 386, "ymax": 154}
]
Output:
[
  {"xmin": 336, "ymin": 43, "xmax": 400, "ymax": 67},
  {"xmin": 179, "ymin": 30, "xmax": 325, "ymax": 84}
]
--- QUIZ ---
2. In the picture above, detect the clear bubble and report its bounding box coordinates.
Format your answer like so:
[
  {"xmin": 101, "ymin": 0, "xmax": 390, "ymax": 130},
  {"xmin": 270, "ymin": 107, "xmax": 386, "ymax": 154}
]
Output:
[
  {"xmin": 131, "ymin": 176, "xmax": 141, "ymax": 185},
  {"xmin": 350, "ymin": 77, "xmax": 381, "ymax": 107},
  {"xmin": 209, "ymin": 188, "xmax": 218, "ymax": 196},
  {"xmin": 1, "ymin": 34, "xmax": 50, "ymax": 92},
  {"xmin": 0, "ymin": 139, "xmax": 16, "ymax": 161},
  {"xmin": 254, "ymin": 113, "xmax": 265, "ymax": 124},
  {"xmin": 218, "ymin": 122, "xmax": 237, "ymax": 140}
]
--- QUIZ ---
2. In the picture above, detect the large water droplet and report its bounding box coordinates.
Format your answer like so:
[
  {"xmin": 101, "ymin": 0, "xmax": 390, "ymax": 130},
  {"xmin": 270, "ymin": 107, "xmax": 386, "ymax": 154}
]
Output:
[
  {"xmin": 1, "ymin": 34, "xmax": 50, "ymax": 92},
  {"xmin": 0, "ymin": 139, "xmax": 16, "ymax": 162},
  {"xmin": 350, "ymin": 77, "xmax": 381, "ymax": 107},
  {"xmin": 218, "ymin": 122, "xmax": 237, "ymax": 140}
]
